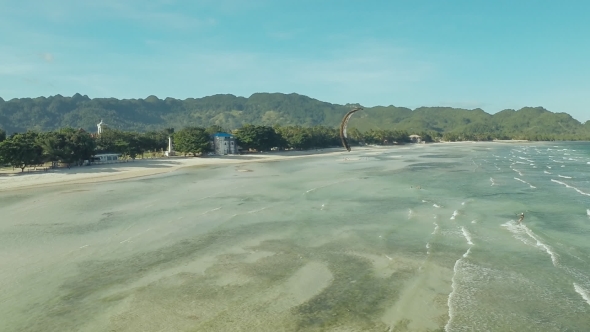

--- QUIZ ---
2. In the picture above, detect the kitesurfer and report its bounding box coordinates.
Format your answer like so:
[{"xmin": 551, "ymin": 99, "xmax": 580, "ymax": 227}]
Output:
[{"xmin": 518, "ymin": 213, "xmax": 524, "ymax": 223}]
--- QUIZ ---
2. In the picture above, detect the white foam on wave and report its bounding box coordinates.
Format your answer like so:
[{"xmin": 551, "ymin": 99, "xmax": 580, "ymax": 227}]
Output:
[
  {"xmin": 558, "ymin": 175, "xmax": 572, "ymax": 179},
  {"xmin": 512, "ymin": 168, "xmax": 524, "ymax": 176},
  {"xmin": 408, "ymin": 209, "xmax": 414, "ymax": 219},
  {"xmin": 432, "ymin": 222, "xmax": 439, "ymax": 235},
  {"xmin": 514, "ymin": 177, "xmax": 536, "ymax": 189},
  {"xmin": 514, "ymin": 177, "xmax": 526, "ymax": 184},
  {"xmin": 462, "ymin": 247, "xmax": 472, "ymax": 258},
  {"xmin": 490, "ymin": 177, "xmax": 495, "ymax": 186},
  {"xmin": 445, "ymin": 257, "xmax": 461, "ymax": 331},
  {"xmin": 501, "ymin": 221, "xmax": 536, "ymax": 246},
  {"xmin": 444, "ymin": 244, "xmax": 473, "ymax": 331},
  {"xmin": 303, "ymin": 179, "xmax": 349, "ymax": 195},
  {"xmin": 551, "ymin": 179, "xmax": 590, "ymax": 197},
  {"xmin": 587, "ymin": 209, "xmax": 590, "ymax": 217},
  {"xmin": 471, "ymin": 220, "xmax": 477, "ymax": 224},
  {"xmin": 544, "ymin": 171, "xmax": 551, "ymax": 174},
  {"xmin": 450, "ymin": 210, "xmax": 459, "ymax": 220},
  {"xmin": 502, "ymin": 221, "xmax": 559, "ymax": 267},
  {"xmin": 522, "ymin": 225, "xmax": 559, "ymax": 267},
  {"xmin": 574, "ymin": 283, "xmax": 590, "ymax": 306},
  {"xmin": 547, "ymin": 165, "xmax": 552, "ymax": 169},
  {"xmin": 247, "ymin": 207, "xmax": 267, "ymax": 214},
  {"xmin": 433, "ymin": 204, "xmax": 441, "ymax": 208},
  {"xmin": 461, "ymin": 226, "xmax": 474, "ymax": 245}
]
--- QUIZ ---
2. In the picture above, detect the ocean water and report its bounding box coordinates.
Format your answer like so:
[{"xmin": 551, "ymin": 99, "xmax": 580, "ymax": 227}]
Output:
[{"xmin": 1, "ymin": 142, "xmax": 590, "ymax": 331}]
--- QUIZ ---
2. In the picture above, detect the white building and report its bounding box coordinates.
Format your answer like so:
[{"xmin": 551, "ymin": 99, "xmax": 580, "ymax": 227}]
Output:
[
  {"xmin": 409, "ymin": 135, "xmax": 422, "ymax": 143},
  {"xmin": 212, "ymin": 132, "xmax": 237, "ymax": 155},
  {"xmin": 92, "ymin": 153, "xmax": 120, "ymax": 163}
]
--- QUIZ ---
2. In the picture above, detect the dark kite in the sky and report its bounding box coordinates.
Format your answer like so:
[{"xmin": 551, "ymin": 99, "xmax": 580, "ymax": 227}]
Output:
[{"xmin": 340, "ymin": 107, "xmax": 364, "ymax": 152}]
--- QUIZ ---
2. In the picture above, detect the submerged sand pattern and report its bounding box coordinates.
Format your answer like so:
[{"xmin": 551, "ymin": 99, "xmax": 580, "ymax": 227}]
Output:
[{"xmin": 2, "ymin": 142, "xmax": 590, "ymax": 331}]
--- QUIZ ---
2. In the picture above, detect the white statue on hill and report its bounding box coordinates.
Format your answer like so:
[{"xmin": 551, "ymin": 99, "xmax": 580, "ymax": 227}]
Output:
[{"xmin": 97, "ymin": 119, "xmax": 104, "ymax": 135}]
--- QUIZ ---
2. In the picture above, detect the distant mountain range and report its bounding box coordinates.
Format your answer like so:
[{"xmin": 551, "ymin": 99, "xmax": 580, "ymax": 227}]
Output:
[{"xmin": 1, "ymin": 93, "xmax": 588, "ymax": 139}]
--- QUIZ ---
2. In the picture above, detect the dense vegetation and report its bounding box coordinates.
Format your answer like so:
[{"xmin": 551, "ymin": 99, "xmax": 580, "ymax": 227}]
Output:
[
  {"xmin": 1, "ymin": 92, "xmax": 589, "ymax": 171},
  {"xmin": 1, "ymin": 124, "xmax": 399, "ymax": 171},
  {"xmin": 1, "ymin": 93, "xmax": 589, "ymax": 141}
]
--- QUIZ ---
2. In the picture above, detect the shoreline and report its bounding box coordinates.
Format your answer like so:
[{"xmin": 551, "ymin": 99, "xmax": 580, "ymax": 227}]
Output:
[
  {"xmin": 0, "ymin": 147, "xmax": 371, "ymax": 191},
  {"xmin": 0, "ymin": 140, "xmax": 537, "ymax": 192}
]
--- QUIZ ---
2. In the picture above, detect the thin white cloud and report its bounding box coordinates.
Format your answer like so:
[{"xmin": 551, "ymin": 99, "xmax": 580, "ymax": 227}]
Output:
[
  {"xmin": 95, "ymin": 2, "xmax": 216, "ymax": 29},
  {"xmin": 41, "ymin": 53, "xmax": 54, "ymax": 62},
  {"xmin": 0, "ymin": 48, "xmax": 36, "ymax": 75},
  {"xmin": 267, "ymin": 29, "xmax": 304, "ymax": 41},
  {"xmin": 0, "ymin": 64, "xmax": 34, "ymax": 76},
  {"xmin": 105, "ymin": 41, "xmax": 435, "ymax": 107},
  {"xmin": 1, "ymin": 0, "xmax": 216, "ymax": 31}
]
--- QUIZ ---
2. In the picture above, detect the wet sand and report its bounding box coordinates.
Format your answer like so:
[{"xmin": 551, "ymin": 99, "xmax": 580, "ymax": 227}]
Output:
[
  {"xmin": 0, "ymin": 147, "xmax": 355, "ymax": 191},
  {"xmin": 0, "ymin": 144, "xmax": 426, "ymax": 331}
]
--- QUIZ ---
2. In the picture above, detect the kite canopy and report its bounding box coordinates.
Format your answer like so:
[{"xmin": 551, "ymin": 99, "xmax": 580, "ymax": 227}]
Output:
[{"xmin": 339, "ymin": 107, "xmax": 363, "ymax": 152}]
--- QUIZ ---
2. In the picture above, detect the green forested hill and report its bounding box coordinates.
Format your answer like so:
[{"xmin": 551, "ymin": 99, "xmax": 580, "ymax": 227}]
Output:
[{"xmin": 0, "ymin": 93, "xmax": 588, "ymax": 139}]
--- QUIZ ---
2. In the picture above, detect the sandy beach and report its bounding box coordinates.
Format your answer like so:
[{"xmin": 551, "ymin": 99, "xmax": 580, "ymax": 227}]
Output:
[
  {"xmin": 0, "ymin": 141, "xmax": 531, "ymax": 192},
  {"xmin": 0, "ymin": 147, "xmax": 363, "ymax": 191}
]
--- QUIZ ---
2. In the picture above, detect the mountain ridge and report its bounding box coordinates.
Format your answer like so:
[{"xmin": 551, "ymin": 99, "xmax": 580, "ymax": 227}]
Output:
[{"xmin": 0, "ymin": 93, "xmax": 587, "ymax": 139}]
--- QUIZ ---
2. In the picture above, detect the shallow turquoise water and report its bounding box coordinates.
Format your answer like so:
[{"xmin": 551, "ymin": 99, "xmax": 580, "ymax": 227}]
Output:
[{"xmin": 1, "ymin": 142, "xmax": 589, "ymax": 331}]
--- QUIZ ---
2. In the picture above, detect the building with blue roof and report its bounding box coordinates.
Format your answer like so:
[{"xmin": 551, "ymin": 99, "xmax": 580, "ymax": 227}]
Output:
[{"xmin": 211, "ymin": 132, "xmax": 237, "ymax": 155}]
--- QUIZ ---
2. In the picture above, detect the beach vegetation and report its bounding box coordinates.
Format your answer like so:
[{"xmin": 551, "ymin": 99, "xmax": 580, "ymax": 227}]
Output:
[
  {"xmin": 0, "ymin": 132, "xmax": 43, "ymax": 171},
  {"xmin": 1, "ymin": 94, "xmax": 590, "ymax": 169},
  {"xmin": 173, "ymin": 127, "xmax": 211, "ymax": 156},
  {"xmin": 233, "ymin": 124, "xmax": 285, "ymax": 151}
]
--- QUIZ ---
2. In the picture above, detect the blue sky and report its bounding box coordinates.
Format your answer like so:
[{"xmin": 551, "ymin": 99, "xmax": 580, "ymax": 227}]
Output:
[{"xmin": 1, "ymin": 0, "xmax": 589, "ymax": 122}]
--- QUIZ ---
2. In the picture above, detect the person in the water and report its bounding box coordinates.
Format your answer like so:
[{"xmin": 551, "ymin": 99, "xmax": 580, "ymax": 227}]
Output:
[{"xmin": 518, "ymin": 213, "xmax": 525, "ymax": 223}]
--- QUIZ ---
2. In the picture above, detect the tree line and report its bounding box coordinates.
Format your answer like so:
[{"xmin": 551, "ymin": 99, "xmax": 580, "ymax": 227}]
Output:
[
  {"xmin": 2, "ymin": 119, "xmax": 589, "ymax": 172},
  {"xmin": 194, "ymin": 125, "xmax": 421, "ymax": 154},
  {"xmin": 0, "ymin": 128, "xmax": 168, "ymax": 172},
  {"xmin": 0, "ymin": 124, "xmax": 424, "ymax": 172}
]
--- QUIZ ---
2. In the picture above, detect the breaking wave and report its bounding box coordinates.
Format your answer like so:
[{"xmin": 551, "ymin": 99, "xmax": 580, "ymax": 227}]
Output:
[{"xmin": 551, "ymin": 179, "xmax": 590, "ymax": 197}]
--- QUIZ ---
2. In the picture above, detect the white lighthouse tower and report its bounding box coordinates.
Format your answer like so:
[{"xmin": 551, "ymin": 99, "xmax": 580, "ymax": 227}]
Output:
[{"xmin": 165, "ymin": 136, "xmax": 175, "ymax": 156}]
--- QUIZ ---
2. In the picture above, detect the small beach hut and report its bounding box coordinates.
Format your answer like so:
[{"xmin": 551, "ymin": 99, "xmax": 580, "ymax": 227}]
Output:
[{"xmin": 409, "ymin": 135, "xmax": 422, "ymax": 143}]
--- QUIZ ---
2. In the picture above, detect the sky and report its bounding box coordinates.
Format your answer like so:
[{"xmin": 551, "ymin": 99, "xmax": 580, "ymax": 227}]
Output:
[{"xmin": 1, "ymin": 0, "xmax": 589, "ymax": 122}]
